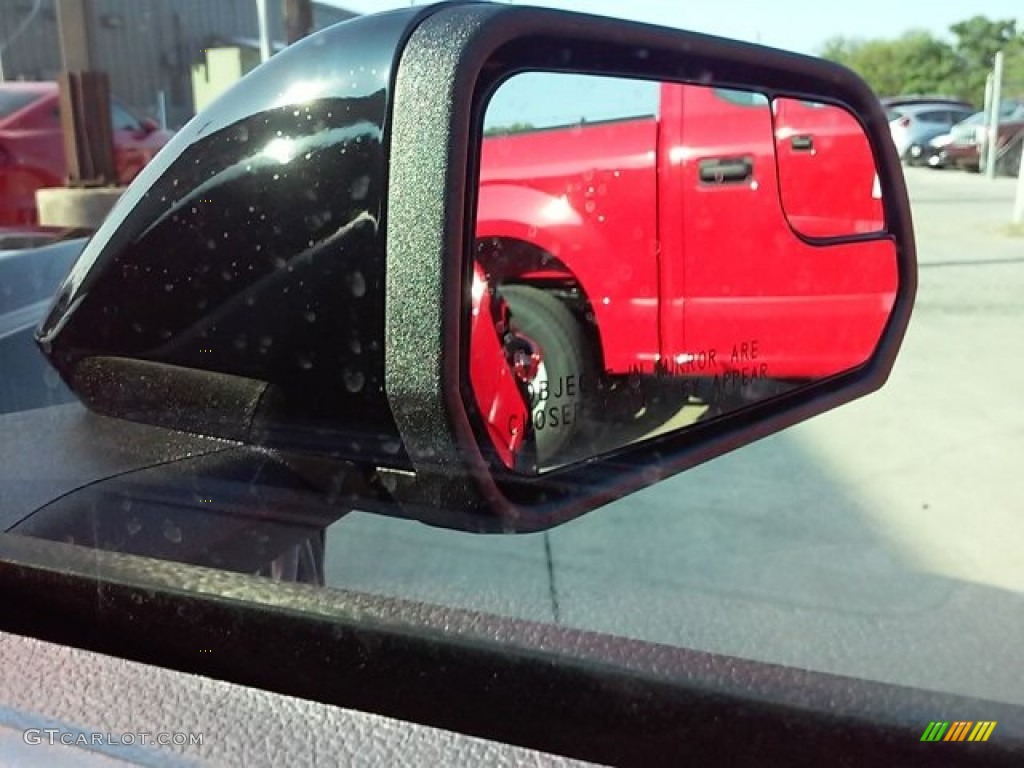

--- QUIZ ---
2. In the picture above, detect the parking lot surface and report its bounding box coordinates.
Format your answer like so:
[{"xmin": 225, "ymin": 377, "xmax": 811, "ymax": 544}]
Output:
[{"xmin": 326, "ymin": 166, "xmax": 1024, "ymax": 705}]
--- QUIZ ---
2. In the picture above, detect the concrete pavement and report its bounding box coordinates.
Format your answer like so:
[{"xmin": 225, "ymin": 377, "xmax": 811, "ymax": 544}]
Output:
[{"xmin": 326, "ymin": 166, "xmax": 1024, "ymax": 706}]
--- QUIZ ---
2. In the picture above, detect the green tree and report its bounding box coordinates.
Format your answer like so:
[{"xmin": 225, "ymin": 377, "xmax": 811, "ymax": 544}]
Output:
[
  {"xmin": 819, "ymin": 16, "xmax": 1024, "ymax": 105},
  {"xmin": 949, "ymin": 16, "xmax": 1023, "ymax": 103},
  {"xmin": 820, "ymin": 31, "xmax": 962, "ymax": 100},
  {"xmin": 483, "ymin": 122, "xmax": 536, "ymax": 136}
]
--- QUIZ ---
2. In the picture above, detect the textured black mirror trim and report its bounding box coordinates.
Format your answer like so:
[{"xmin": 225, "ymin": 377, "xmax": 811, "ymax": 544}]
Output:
[{"xmin": 384, "ymin": 3, "xmax": 916, "ymax": 532}]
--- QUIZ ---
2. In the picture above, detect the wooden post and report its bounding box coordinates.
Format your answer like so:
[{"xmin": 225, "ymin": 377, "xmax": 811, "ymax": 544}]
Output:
[
  {"xmin": 56, "ymin": 0, "xmax": 94, "ymax": 71},
  {"xmin": 283, "ymin": 0, "xmax": 314, "ymax": 45},
  {"xmin": 57, "ymin": 71, "xmax": 116, "ymax": 186},
  {"xmin": 56, "ymin": 0, "xmax": 116, "ymax": 186}
]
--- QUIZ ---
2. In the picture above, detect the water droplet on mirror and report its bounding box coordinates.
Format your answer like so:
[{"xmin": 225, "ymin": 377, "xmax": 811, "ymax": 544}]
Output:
[
  {"xmin": 347, "ymin": 271, "xmax": 366, "ymax": 297},
  {"xmin": 304, "ymin": 310, "xmax": 317, "ymax": 323},
  {"xmin": 297, "ymin": 354, "xmax": 314, "ymax": 370},
  {"xmin": 233, "ymin": 335, "xmax": 247, "ymax": 350},
  {"xmin": 162, "ymin": 520, "xmax": 183, "ymax": 544},
  {"xmin": 585, "ymin": 201, "xmax": 596, "ymax": 213},
  {"xmin": 164, "ymin": 283, "xmax": 174, "ymax": 292},
  {"xmin": 343, "ymin": 368, "xmax": 365, "ymax": 393},
  {"xmin": 274, "ymin": 257, "xmax": 287, "ymax": 269},
  {"xmin": 350, "ymin": 175, "xmax": 370, "ymax": 200},
  {"xmin": 349, "ymin": 337, "xmax": 362, "ymax": 354}
]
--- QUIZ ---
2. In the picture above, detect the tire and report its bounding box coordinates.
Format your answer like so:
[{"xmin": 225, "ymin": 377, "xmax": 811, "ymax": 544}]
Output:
[
  {"xmin": 498, "ymin": 284, "xmax": 588, "ymax": 468},
  {"xmin": 905, "ymin": 144, "xmax": 925, "ymax": 166}
]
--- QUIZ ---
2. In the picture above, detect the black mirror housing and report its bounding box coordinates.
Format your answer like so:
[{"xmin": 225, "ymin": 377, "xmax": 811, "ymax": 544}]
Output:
[{"xmin": 38, "ymin": 2, "xmax": 916, "ymax": 533}]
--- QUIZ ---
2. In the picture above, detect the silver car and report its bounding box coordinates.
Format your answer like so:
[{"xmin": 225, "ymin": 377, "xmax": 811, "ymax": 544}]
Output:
[{"xmin": 887, "ymin": 102, "xmax": 976, "ymax": 160}]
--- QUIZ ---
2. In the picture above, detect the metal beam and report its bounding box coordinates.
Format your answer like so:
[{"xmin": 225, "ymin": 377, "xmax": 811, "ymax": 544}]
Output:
[
  {"xmin": 985, "ymin": 51, "xmax": 1003, "ymax": 180},
  {"xmin": 256, "ymin": 0, "xmax": 273, "ymax": 63}
]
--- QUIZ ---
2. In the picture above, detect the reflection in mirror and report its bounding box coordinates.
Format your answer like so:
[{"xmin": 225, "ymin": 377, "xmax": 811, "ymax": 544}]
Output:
[
  {"xmin": 773, "ymin": 98, "xmax": 885, "ymax": 237},
  {"xmin": 469, "ymin": 74, "xmax": 898, "ymax": 475}
]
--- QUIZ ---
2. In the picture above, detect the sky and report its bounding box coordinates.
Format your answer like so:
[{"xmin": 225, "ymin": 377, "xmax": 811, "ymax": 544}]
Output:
[{"xmin": 331, "ymin": 0, "xmax": 1022, "ymax": 56}]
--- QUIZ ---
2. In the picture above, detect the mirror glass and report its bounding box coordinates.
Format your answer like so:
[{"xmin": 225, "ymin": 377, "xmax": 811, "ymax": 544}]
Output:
[
  {"xmin": 468, "ymin": 73, "xmax": 897, "ymax": 475},
  {"xmin": 773, "ymin": 97, "xmax": 885, "ymax": 237}
]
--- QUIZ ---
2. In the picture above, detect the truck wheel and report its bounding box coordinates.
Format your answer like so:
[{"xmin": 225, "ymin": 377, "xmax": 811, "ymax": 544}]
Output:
[{"xmin": 499, "ymin": 284, "xmax": 588, "ymax": 468}]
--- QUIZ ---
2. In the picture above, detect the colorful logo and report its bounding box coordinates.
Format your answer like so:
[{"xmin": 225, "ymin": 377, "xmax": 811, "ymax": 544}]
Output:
[{"xmin": 921, "ymin": 721, "xmax": 996, "ymax": 742}]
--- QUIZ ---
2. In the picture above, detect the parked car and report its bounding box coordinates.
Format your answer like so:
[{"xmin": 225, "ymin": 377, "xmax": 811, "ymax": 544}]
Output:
[
  {"xmin": 0, "ymin": 81, "xmax": 173, "ymax": 226},
  {"xmin": 0, "ymin": 225, "xmax": 62, "ymax": 250},
  {"xmin": 880, "ymin": 95, "xmax": 973, "ymax": 110},
  {"xmin": 939, "ymin": 101, "xmax": 1024, "ymax": 174},
  {"xmin": 886, "ymin": 101, "xmax": 975, "ymax": 161}
]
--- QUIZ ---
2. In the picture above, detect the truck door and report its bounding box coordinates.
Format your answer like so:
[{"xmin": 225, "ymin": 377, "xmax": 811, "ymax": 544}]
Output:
[
  {"xmin": 658, "ymin": 84, "xmax": 894, "ymax": 386},
  {"xmin": 657, "ymin": 84, "xmax": 780, "ymax": 378},
  {"xmin": 773, "ymin": 98, "xmax": 883, "ymax": 236}
]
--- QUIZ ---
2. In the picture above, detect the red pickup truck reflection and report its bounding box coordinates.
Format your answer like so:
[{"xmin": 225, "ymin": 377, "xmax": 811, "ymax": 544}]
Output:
[{"xmin": 469, "ymin": 81, "xmax": 896, "ymax": 469}]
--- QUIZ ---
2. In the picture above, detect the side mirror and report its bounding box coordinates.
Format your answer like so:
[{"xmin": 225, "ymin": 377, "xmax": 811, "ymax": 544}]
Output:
[{"xmin": 36, "ymin": 2, "xmax": 916, "ymax": 533}]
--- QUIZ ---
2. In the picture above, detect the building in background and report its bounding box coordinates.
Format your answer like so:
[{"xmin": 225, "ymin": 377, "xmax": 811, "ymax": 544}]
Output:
[{"xmin": 0, "ymin": 0, "xmax": 357, "ymax": 127}]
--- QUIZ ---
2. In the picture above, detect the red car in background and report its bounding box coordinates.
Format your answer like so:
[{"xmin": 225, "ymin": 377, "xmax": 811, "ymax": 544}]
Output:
[{"xmin": 0, "ymin": 81, "xmax": 173, "ymax": 226}]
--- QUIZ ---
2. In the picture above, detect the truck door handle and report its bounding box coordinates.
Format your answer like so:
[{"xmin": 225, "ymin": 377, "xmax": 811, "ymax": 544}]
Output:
[
  {"xmin": 790, "ymin": 134, "xmax": 814, "ymax": 151},
  {"xmin": 698, "ymin": 155, "xmax": 753, "ymax": 184}
]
